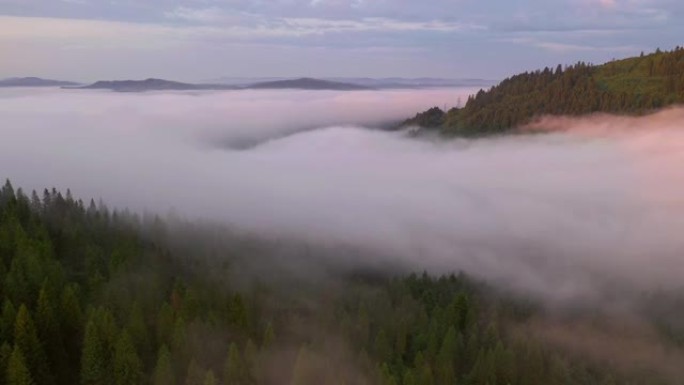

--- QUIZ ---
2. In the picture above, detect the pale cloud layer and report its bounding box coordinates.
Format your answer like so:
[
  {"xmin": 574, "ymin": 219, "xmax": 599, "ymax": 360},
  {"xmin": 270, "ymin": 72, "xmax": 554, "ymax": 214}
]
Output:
[
  {"xmin": 0, "ymin": 0, "xmax": 682, "ymax": 81},
  {"xmin": 3, "ymin": 88, "xmax": 684, "ymax": 304}
]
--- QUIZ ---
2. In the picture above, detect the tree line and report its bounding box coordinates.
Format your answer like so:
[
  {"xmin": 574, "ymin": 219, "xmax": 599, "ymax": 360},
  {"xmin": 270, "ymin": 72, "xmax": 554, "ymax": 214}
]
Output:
[{"xmin": 404, "ymin": 47, "xmax": 684, "ymax": 135}]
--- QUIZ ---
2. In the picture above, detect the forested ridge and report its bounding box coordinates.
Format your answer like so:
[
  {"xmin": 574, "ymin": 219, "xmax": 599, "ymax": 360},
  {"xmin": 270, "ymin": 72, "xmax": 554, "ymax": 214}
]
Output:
[
  {"xmin": 405, "ymin": 47, "xmax": 684, "ymax": 135},
  {"xmin": 0, "ymin": 180, "xmax": 682, "ymax": 385}
]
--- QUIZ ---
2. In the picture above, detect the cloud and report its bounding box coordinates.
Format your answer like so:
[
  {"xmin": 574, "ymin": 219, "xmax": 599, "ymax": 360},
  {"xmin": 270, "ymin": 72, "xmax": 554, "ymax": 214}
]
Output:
[
  {"xmin": 0, "ymin": 13, "xmax": 478, "ymax": 48},
  {"xmin": 2, "ymin": 88, "xmax": 684, "ymax": 305},
  {"xmin": 501, "ymin": 37, "xmax": 637, "ymax": 53},
  {"xmin": 1, "ymin": 1, "xmax": 683, "ymax": 79},
  {"xmin": 164, "ymin": 6, "xmax": 228, "ymax": 23},
  {"xmin": 599, "ymin": 0, "xmax": 618, "ymax": 8}
]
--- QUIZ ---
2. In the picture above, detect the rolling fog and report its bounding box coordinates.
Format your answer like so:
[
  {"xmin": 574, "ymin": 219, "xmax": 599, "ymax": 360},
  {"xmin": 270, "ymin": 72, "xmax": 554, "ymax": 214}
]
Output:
[{"xmin": 2, "ymin": 87, "xmax": 684, "ymax": 303}]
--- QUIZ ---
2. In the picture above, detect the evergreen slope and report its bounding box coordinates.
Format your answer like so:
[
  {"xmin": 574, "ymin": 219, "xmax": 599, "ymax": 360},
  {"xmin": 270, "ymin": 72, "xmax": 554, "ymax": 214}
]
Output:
[
  {"xmin": 0, "ymin": 180, "xmax": 681, "ymax": 384},
  {"xmin": 405, "ymin": 47, "xmax": 684, "ymax": 135}
]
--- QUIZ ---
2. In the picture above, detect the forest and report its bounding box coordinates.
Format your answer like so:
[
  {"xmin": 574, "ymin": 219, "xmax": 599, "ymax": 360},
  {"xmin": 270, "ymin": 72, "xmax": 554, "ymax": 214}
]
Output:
[
  {"xmin": 404, "ymin": 47, "xmax": 684, "ymax": 135},
  {"xmin": 1, "ymin": 180, "xmax": 683, "ymax": 385}
]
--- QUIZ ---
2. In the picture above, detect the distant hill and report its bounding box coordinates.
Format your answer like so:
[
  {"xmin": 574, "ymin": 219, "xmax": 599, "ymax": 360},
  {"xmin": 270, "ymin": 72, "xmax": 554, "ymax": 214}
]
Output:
[
  {"xmin": 74, "ymin": 78, "xmax": 234, "ymax": 92},
  {"xmin": 72, "ymin": 77, "xmax": 371, "ymax": 92},
  {"xmin": 210, "ymin": 77, "xmax": 494, "ymax": 89},
  {"xmin": 405, "ymin": 47, "xmax": 684, "ymax": 135},
  {"xmin": 246, "ymin": 77, "xmax": 370, "ymax": 90},
  {"xmin": 0, "ymin": 77, "xmax": 80, "ymax": 87}
]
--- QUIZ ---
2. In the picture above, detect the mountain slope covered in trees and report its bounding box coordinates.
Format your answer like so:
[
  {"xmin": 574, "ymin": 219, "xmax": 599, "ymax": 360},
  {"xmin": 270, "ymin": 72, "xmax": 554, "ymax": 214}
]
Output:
[
  {"xmin": 0, "ymin": 180, "xmax": 682, "ymax": 385},
  {"xmin": 405, "ymin": 47, "xmax": 684, "ymax": 135}
]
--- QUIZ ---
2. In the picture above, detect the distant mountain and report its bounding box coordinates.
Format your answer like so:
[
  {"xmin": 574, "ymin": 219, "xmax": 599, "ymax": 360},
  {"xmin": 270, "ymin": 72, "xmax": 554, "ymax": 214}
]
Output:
[
  {"xmin": 246, "ymin": 77, "xmax": 370, "ymax": 90},
  {"xmin": 208, "ymin": 77, "xmax": 495, "ymax": 89},
  {"xmin": 0, "ymin": 77, "xmax": 80, "ymax": 87},
  {"xmin": 72, "ymin": 77, "xmax": 370, "ymax": 92},
  {"xmin": 405, "ymin": 47, "xmax": 684, "ymax": 136},
  {"xmin": 205, "ymin": 77, "xmax": 289, "ymax": 86},
  {"xmin": 74, "ymin": 78, "xmax": 235, "ymax": 92}
]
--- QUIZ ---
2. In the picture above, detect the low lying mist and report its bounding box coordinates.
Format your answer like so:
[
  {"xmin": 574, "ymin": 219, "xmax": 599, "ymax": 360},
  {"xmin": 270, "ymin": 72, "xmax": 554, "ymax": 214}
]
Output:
[{"xmin": 2, "ymin": 87, "xmax": 684, "ymax": 305}]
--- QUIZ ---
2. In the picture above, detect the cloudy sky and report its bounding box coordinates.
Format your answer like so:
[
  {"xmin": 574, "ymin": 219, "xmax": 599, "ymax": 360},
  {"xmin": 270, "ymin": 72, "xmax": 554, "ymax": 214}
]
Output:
[{"xmin": 0, "ymin": 0, "xmax": 682, "ymax": 81}]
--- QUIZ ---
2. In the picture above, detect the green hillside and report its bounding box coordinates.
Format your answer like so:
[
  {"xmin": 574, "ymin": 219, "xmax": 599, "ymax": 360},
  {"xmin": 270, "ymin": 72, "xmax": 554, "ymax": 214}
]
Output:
[{"xmin": 405, "ymin": 47, "xmax": 684, "ymax": 135}]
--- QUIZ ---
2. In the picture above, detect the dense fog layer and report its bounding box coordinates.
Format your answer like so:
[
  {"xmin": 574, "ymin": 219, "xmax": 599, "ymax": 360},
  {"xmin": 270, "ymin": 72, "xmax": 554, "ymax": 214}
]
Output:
[{"xmin": 2, "ymin": 87, "xmax": 684, "ymax": 303}]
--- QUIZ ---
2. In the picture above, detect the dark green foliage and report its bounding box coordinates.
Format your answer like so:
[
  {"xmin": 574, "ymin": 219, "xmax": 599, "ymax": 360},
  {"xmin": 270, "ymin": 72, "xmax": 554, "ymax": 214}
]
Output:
[
  {"xmin": 222, "ymin": 343, "xmax": 245, "ymax": 385},
  {"xmin": 403, "ymin": 107, "xmax": 446, "ymax": 129},
  {"xmin": 0, "ymin": 181, "xmax": 681, "ymax": 385},
  {"xmin": 406, "ymin": 47, "xmax": 684, "ymax": 135},
  {"xmin": 13, "ymin": 306, "xmax": 51, "ymax": 385},
  {"xmin": 184, "ymin": 360, "xmax": 203, "ymax": 385},
  {"xmin": 79, "ymin": 316, "xmax": 107, "ymax": 385},
  {"xmin": 6, "ymin": 346, "xmax": 33, "ymax": 385},
  {"xmin": 152, "ymin": 345, "xmax": 173, "ymax": 385},
  {"xmin": 202, "ymin": 371, "xmax": 216, "ymax": 385},
  {"xmin": 113, "ymin": 331, "xmax": 142, "ymax": 385}
]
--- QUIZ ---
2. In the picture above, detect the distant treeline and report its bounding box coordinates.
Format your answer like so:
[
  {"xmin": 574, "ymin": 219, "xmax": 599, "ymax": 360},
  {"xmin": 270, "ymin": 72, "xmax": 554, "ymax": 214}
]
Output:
[
  {"xmin": 405, "ymin": 47, "xmax": 684, "ymax": 135},
  {"xmin": 0, "ymin": 180, "xmax": 681, "ymax": 385}
]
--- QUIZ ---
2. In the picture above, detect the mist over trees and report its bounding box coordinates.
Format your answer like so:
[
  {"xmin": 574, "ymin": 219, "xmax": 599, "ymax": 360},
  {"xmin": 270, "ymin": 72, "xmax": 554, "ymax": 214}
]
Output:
[
  {"xmin": 405, "ymin": 47, "xmax": 684, "ymax": 135},
  {"xmin": 1, "ymin": 180, "xmax": 683, "ymax": 385}
]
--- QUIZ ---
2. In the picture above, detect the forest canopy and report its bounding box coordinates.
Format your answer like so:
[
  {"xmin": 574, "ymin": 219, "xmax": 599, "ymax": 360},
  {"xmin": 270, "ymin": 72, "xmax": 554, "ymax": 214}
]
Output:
[
  {"xmin": 1, "ymin": 180, "xmax": 684, "ymax": 384},
  {"xmin": 404, "ymin": 47, "xmax": 684, "ymax": 135}
]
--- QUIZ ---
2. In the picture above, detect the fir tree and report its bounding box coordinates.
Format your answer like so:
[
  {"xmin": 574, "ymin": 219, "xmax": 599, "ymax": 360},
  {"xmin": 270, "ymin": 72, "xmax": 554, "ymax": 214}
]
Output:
[
  {"xmin": 113, "ymin": 331, "xmax": 143, "ymax": 385},
  {"xmin": 6, "ymin": 346, "xmax": 33, "ymax": 385}
]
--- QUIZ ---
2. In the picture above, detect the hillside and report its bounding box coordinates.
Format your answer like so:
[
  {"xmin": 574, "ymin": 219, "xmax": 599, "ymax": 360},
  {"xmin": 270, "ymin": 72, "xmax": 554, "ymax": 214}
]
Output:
[
  {"xmin": 0, "ymin": 77, "xmax": 80, "ymax": 87},
  {"xmin": 405, "ymin": 47, "xmax": 684, "ymax": 135},
  {"xmin": 246, "ymin": 77, "xmax": 370, "ymax": 90},
  {"xmin": 75, "ymin": 78, "xmax": 233, "ymax": 92}
]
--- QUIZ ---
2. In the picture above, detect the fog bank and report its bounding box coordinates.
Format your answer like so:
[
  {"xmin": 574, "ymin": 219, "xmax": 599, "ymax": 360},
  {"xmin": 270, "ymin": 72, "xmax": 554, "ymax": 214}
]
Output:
[{"xmin": 2, "ymin": 87, "xmax": 684, "ymax": 303}]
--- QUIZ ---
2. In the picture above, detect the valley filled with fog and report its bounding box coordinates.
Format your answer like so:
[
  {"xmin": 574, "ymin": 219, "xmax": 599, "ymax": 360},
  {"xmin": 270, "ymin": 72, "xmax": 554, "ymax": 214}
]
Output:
[{"xmin": 2, "ymin": 87, "xmax": 684, "ymax": 305}]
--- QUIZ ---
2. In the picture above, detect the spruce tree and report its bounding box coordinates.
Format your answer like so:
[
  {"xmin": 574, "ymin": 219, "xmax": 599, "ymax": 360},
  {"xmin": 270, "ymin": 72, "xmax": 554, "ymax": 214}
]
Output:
[
  {"xmin": 222, "ymin": 343, "xmax": 243, "ymax": 385},
  {"xmin": 6, "ymin": 346, "xmax": 33, "ymax": 385},
  {"xmin": 0, "ymin": 343, "xmax": 13, "ymax": 385},
  {"xmin": 153, "ymin": 345, "xmax": 174, "ymax": 385},
  {"xmin": 202, "ymin": 371, "xmax": 216, "ymax": 385},
  {"xmin": 80, "ymin": 317, "xmax": 107, "ymax": 385},
  {"xmin": 13, "ymin": 305, "xmax": 52, "ymax": 385},
  {"xmin": 184, "ymin": 360, "xmax": 203, "ymax": 385},
  {"xmin": 36, "ymin": 283, "xmax": 68, "ymax": 383},
  {"xmin": 0, "ymin": 300, "xmax": 16, "ymax": 344},
  {"xmin": 113, "ymin": 331, "xmax": 142, "ymax": 385}
]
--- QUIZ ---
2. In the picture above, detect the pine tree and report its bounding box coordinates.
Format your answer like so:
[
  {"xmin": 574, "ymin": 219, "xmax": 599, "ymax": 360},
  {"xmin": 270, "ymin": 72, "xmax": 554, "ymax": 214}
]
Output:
[
  {"xmin": 113, "ymin": 331, "xmax": 142, "ymax": 385},
  {"xmin": 243, "ymin": 339, "xmax": 257, "ymax": 384},
  {"xmin": 60, "ymin": 284, "xmax": 82, "ymax": 385},
  {"xmin": 0, "ymin": 300, "xmax": 16, "ymax": 344},
  {"xmin": 36, "ymin": 283, "xmax": 68, "ymax": 383},
  {"xmin": 13, "ymin": 305, "xmax": 52, "ymax": 385},
  {"xmin": 155, "ymin": 303, "xmax": 174, "ymax": 348},
  {"xmin": 153, "ymin": 345, "xmax": 174, "ymax": 385},
  {"xmin": 184, "ymin": 360, "xmax": 203, "ymax": 385},
  {"xmin": 437, "ymin": 326, "xmax": 457, "ymax": 384},
  {"xmin": 126, "ymin": 302, "xmax": 151, "ymax": 365},
  {"xmin": 262, "ymin": 322, "xmax": 275, "ymax": 349},
  {"xmin": 80, "ymin": 317, "xmax": 107, "ymax": 385},
  {"xmin": 0, "ymin": 343, "xmax": 13, "ymax": 385},
  {"xmin": 418, "ymin": 364, "xmax": 433, "ymax": 385},
  {"xmin": 202, "ymin": 371, "xmax": 217, "ymax": 385},
  {"xmin": 223, "ymin": 343, "xmax": 244, "ymax": 385},
  {"xmin": 6, "ymin": 346, "xmax": 33, "ymax": 385}
]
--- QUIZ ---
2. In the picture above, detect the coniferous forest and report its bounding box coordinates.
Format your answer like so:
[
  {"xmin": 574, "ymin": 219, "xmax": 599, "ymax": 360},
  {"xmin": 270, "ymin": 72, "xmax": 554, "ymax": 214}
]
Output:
[
  {"xmin": 1, "ymin": 180, "xmax": 683, "ymax": 385},
  {"xmin": 404, "ymin": 47, "xmax": 684, "ymax": 135}
]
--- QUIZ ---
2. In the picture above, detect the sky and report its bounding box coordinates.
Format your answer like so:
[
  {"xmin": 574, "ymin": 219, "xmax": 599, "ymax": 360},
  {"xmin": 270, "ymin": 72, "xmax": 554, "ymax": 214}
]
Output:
[{"xmin": 0, "ymin": 0, "xmax": 682, "ymax": 81}]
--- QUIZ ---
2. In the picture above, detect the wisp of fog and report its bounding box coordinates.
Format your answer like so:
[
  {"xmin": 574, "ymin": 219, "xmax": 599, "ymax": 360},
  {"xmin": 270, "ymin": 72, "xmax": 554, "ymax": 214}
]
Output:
[{"xmin": 2, "ymin": 87, "xmax": 684, "ymax": 303}]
